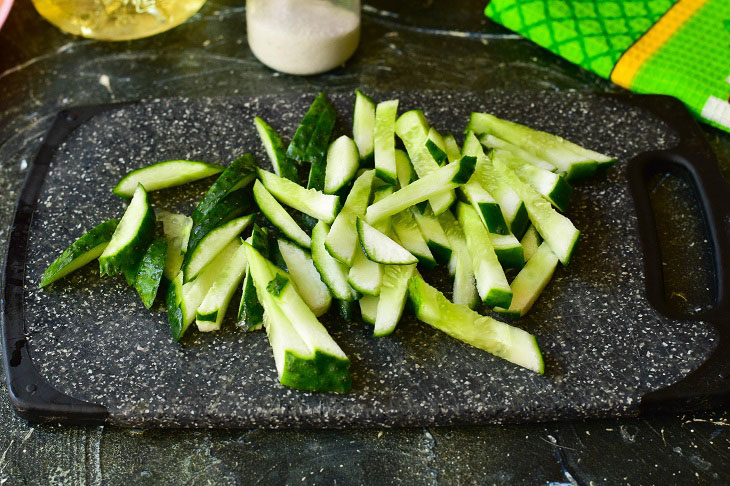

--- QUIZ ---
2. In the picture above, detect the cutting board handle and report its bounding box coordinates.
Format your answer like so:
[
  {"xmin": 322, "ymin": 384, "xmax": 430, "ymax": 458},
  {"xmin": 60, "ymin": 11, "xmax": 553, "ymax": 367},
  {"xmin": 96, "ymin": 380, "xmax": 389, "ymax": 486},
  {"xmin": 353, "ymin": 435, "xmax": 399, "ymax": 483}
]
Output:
[{"xmin": 623, "ymin": 94, "xmax": 730, "ymax": 413}]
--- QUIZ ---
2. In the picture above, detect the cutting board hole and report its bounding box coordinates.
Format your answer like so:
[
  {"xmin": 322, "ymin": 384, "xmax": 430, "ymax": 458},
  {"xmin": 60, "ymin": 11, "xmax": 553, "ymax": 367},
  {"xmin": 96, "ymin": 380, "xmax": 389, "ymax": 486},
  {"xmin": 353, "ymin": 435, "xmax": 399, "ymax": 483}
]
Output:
[{"xmin": 648, "ymin": 168, "xmax": 717, "ymax": 316}]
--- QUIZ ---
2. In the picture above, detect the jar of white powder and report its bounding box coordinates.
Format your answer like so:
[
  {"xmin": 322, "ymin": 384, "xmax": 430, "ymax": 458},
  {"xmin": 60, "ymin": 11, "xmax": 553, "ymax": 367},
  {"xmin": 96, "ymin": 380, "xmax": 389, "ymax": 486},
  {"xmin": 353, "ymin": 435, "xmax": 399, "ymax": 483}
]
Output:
[{"xmin": 246, "ymin": 0, "xmax": 361, "ymax": 75}]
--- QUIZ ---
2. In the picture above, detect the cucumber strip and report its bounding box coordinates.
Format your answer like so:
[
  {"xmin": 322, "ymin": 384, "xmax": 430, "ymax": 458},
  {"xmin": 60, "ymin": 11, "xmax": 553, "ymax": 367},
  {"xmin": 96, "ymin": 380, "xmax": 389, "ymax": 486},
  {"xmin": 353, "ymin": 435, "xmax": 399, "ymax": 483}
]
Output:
[
  {"xmin": 113, "ymin": 160, "xmax": 224, "ymax": 198},
  {"xmin": 374, "ymin": 263, "xmax": 416, "ymax": 336},
  {"xmin": 493, "ymin": 149, "xmax": 573, "ymax": 213},
  {"xmin": 287, "ymin": 92, "xmax": 336, "ymax": 166},
  {"xmin": 520, "ymin": 225, "xmax": 542, "ymax": 262},
  {"xmin": 394, "ymin": 148, "xmax": 417, "ymax": 188},
  {"xmin": 325, "ymin": 170, "xmax": 375, "ymax": 265},
  {"xmin": 479, "ymin": 134, "xmax": 556, "ymax": 171},
  {"xmin": 357, "ymin": 218, "xmax": 418, "ymax": 265},
  {"xmin": 374, "ymin": 99, "xmax": 399, "ymax": 184},
  {"xmin": 244, "ymin": 242, "xmax": 351, "ymax": 393},
  {"xmin": 99, "ymin": 184, "xmax": 155, "ymax": 276},
  {"xmin": 489, "ymin": 233, "xmax": 525, "ymax": 269},
  {"xmin": 457, "ymin": 202, "xmax": 512, "ymax": 308},
  {"xmin": 257, "ymin": 168, "xmax": 340, "ymax": 224},
  {"xmin": 425, "ymin": 127, "xmax": 448, "ymax": 166},
  {"xmin": 353, "ymin": 89, "xmax": 376, "ymax": 161},
  {"xmin": 305, "ymin": 100, "xmax": 338, "ymax": 190},
  {"xmin": 253, "ymin": 180, "xmax": 311, "ymax": 248},
  {"xmin": 41, "ymin": 219, "xmax": 119, "ymax": 287},
  {"xmin": 411, "ymin": 206, "xmax": 452, "ymax": 264},
  {"xmin": 156, "ymin": 210, "xmax": 192, "ymax": 281},
  {"xmin": 391, "ymin": 210, "xmax": 436, "ymax": 269},
  {"xmin": 196, "ymin": 240, "xmax": 248, "ymax": 331},
  {"xmin": 168, "ymin": 240, "xmax": 241, "ymax": 340},
  {"xmin": 467, "ymin": 112, "xmax": 615, "ymax": 180},
  {"xmin": 437, "ymin": 210, "xmax": 479, "ymax": 309},
  {"xmin": 364, "ymin": 156, "xmax": 476, "ymax": 224},
  {"xmin": 132, "ymin": 238, "xmax": 168, "ymax": 309},
  {"xmin": 183, "ymin": 214, "xmax": 254, "ymax": 281},
  {"xmin": 191, "ymin": 154, "xmax": 257, "ymax": 226},
  {"xmin": 254, "ymin": 116, "xmax": 299, "ymax": 182},
  {"xmin": 493, "ymin": 158, "xmax": 580, "ymax": 265},
  {"xmin": 324, "ymin": 135, "xmax": 360, "ymax": 195},
  {"xmin": 395, "ymin": 110, "xmax": 455, "ymax": 214},
  {"xmin": 463, "ymin": 131, "xmax": 529, "ymax": 238},
  {"xmin": 311, "ymin": 221, "xmax": 357, "ymax": 301},
  {"xmin": 460, "ymin": 179, "xmax": 509, "ymax": 235},
  {"xmin": 495, "ymin": 242, "xmax": 559, "ymax": 318},
  {"xmin": 185, "ymin": 188, "xmax": 253, "ymax": 260},
  {"xmin": 442, "ymin": 134, "xmax": 461, "ymax": 163},
  {"xmin": 278, "ymin": 239, "xmax": 332, "ymax": 317},
  {"xmin": 408, "ymin": 275, "xmax": 544, "ymax": 373},
  {"xmin": 359, "ymin": 294, "xmax": 379, "ymax": 325},
  {"xmin": 237, "ymin": 225, "xmax": 271, "ymax": 331},
  {"xmin": 347, "ymin": 246, "xmax": 383, "ymax": 296}
]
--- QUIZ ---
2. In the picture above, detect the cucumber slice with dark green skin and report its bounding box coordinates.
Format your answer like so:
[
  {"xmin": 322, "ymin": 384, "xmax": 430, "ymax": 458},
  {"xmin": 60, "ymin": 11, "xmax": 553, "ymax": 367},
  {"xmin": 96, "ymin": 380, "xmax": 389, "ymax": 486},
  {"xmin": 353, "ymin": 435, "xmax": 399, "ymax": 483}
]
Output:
[
  {"xmin": 277, "ymin": 239, "xmax": 332, "ymax": 316},
  {"xmin": 489, "ymin": 233, "xmax": 525, "ymax": 269},
  {"xmin": 167, "ymin": 271, "xmax": 186, "ymax": 341},
  {"xmin": 253, "ymin": 180, "xmax": 311, "ymax": 248},
  {"xmin": 40, "ymin": 219, "xmax": 119, "ymax": 287},
  {"xmin": 183, "ymin": 214, "xmax": 254, "ymax": 282},
  {"xmin": 325, "ymin": 169, "xmax": 375, "ymax": 265},
  {"xmin": 373, "ymin": 262, "xmax": 416, "ymax": 336},
  {"xmin": 357, "ymin": 218, "xmax": 418, "ymax": 265},
  {"xmin": 287, "ymin": 92, "xmax": 336, "ymax": 165},
  {"xmin": 337, "ymin": 298, "xmax": 358, "ymax": 321},
  {"xmin": 494, "ymin": 242, "xmax": 558, "ymax": 318},
  {"xmin": 257, "ymin": 168, "xmax": 341, "ymax": 224},
  {"xmin": 437, "ymin": 210, "xmax": 479, "ymax": 309},
  {"xmin": 408, "ymin": 274, "xmax": 544, "ymax": 373},
  {"xmin": 237, "ymin": 225, "xmax": 271, "ymax": 331},
  {"xmin": 254, "ymin": 116, "xmax": 299, "ymax": 183},
  {"xmin": 196, "ymin": 240, "xmax": 247, "ymax": 331},
  {"xmin": 185, "ymin": 188, "xmax": 253, "ymax": 260},
  {"xmin": 305, "ymin": 102, "xmax": 337, "ymax": 190},
  {"xmin": 311, "ymin": 221, "xmax": 357, "ymax": 301},
  {"xmin": 425, "ymin": 128, "xmax": 448, "ymax": 166},
  {"xmin": 99, "ymin": 184, "xmax": 155, "ymax": 277},
  {"xmin": 353, "ymin": 89, "xmax": 376, "ymax": 162},
  {"xmin": 374, "ymin": 99, "xmax": 399, "ymax": 185},
  {"xmin": 132, "ymin": 238, "xmax": 168, "ymax": 309},
  {"xmin": 324, "ymin": 135, "xmax": 360, "ymax": 195},
  {"xmin": 191, "ymin": 153, "xmax": 257, "ymax": 227},
  {"xmin": 113, "ymin": 160, "xmax": 224, "ymax": 198},
  {"xmin": 156, "ymin": 210, "xmax": 192, "ymax": 282}
]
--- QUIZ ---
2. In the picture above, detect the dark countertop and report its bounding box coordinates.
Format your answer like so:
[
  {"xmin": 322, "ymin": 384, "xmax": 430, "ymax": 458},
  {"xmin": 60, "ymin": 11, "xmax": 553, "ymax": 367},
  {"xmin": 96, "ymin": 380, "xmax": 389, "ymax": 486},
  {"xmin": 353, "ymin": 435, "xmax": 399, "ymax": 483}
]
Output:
[{"xmin": 0, "ymin": 0, "xmax": 728, "ymax": 483}]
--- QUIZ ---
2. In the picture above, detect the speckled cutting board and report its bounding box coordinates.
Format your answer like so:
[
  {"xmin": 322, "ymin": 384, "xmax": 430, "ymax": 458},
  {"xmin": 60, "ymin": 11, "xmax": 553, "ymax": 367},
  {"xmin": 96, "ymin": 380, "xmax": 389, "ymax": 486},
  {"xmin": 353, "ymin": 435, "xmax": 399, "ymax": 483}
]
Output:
[{"xmin": 17, "ymin": 91, "xmax": 718, "ymax": 427}]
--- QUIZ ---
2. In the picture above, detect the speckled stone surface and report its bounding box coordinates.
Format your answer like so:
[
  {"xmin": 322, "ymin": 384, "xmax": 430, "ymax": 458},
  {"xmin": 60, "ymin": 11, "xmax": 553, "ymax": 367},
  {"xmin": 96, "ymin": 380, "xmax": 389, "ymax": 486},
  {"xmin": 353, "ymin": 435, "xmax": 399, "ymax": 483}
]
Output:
[{"xmin": 22, "ymin": 90, "xmax": 716, "ymax": 428}]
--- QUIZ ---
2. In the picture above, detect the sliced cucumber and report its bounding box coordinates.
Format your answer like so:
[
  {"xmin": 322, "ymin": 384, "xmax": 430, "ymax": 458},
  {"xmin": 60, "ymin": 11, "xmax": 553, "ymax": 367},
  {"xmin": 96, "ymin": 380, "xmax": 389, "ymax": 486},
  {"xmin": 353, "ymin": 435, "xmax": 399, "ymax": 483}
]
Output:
[
  {"xmin": 191, "ymin": 153, "xmax": 257, "ymax": 226},
  {"xmin": 311, "ymin": 221, "xmax": 357, "ymax": 301},
  {"xmin": 41, "ymin": 219, "xmax": 119, "ymax": 287},
  {"xmin": 437, "ymin": 210, "xmax": 478, "ymax": 309},
  {"xmin": 489, "ymin": 233, "xmax": 525, "ymax": 269},
  {"xmin": 374, "ymin": 263, "xmax": 416, "ymax": 336},
  {"xmin": 520, "ymin": 225, "xmax": 542, "ymax": 262},
  {"xmin": 493, "ymin": 158, "xmax": 580, "ymax": 265},
  {"xmin": 347, "ymin": 246, "xmax": 383, "ymax": 296},
  {"xmin": 132, "ymin": 238, "xmax": 168, "ymax": 309},
  {"xmin": 359, "ymin": 294, "xmax": 379, "ymax": 325},
  {"xmin": 463, "ymin": 131, "xmax": 529, "ymax": 238},
  {"xmin": 364, "ymin": 156, "xmax": 476, "ymax": 224},
  {"xmin": 411, "ymin": 206, "xmax": 452, "ymax": 264},
  {"xmin": 425, "ymin": 127, "xmax": 448, "ymax": 165},
  {"xmin": 457, "ymin": 202, "xmax": 512, "ymax": 308},
  {"xmin": 408, "ymin": 275, "xmax": 544, "ymax": 373},
  {"xmin": 357, "ymin": 218, "xmax": 417, "ymax": 265},
  {"xmin": 196, "ymin": 239, "xmax": 248, "ymax": 331},
  {"xmin": 287, "ymin": 92, "xmax": 336, "ymax": 167},
  {"xmin": 156, "ymin": 210, "xmax": 192, "ymax": 281},
  {"xmin": 493, "ymin": 149, "xmax": 573, "ymax": 213},
  {"xmin": 257, "ymin": 168, "xmax": 340, "ymax": 224},
  {"xmin": 183, "ymin": 214, "xmax": 254, "ymax": 281},
  {"xmin": 99, "ymin": 184, "xmax": 155, "ymax": 276},
  {"xmin": 113, "ymin": 160, "xmax": 223, "ymax": 198},
  {"xmin": 394, "ymin": 148, "xmax": 417, "ymax": 188},
  {"xmin": 442, "ymin": 134, "xmax": 461, "ymax": 163},
  {"xmin": 353, "ymin": 89, "xmax": 376, "ymax": 161},
  {"xmin": 278, "ymin": 239, "xmax": 332, "ymax": 317},
  {"xmin": 254, "ymin": 116, "xmax": 298, "ymax": 182},
  {"xmin": 395, "ymin": 110, "xmax": 455, "ymax": 214},
  {"xmin": 495, "ymin": 242, "xmax": 559, "ymax": 318},
  {"xmin": 460, "ymin": 179, "xmax": 508, "ymax": 235},
  {"xmin": 306, "ymin": 101, "xmax": 338, "ymax": 191},
  {"xmin": 324, "ymin": 135, "xmax": 360, "ymax": 195},
  {"xmin": 374, "ymin": 99, "xmax": 399, "ymax": 184},
  {"xmin": 467, "ymin": 112, "xmax": 615, "ymax": 180},
  {"xmin": 253, "ymin": 180, "xmax": 311, "ymax": 248},
  {"xmin": 237, "ymin": 225, "xmax": 271, "ymax": 331},
  {"xmin": 325, "ymin": 170, "xmax": 375, "ymax": 265},
  {"xmin": 244, "ymin": 242, "xmax": 351, "ymax": 393},
  {"xmin": 391, "ymin": 210, "xmax": 436, "ymax": 269},
  {"xmin": 479, "ymin": 134, "xmax": 556, "ymax": 171}
]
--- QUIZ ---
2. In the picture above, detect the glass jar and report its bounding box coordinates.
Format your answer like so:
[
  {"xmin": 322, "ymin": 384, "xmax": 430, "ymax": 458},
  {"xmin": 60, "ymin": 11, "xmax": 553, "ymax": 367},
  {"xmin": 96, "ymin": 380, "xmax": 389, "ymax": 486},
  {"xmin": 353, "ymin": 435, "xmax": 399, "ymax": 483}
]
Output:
[
  {"xmin": 246, "ymin": 0, "xmax": 361, "ymax": 76},
  {"xmin": 31, "ymin": 0, "xmax": 207, "ymax": 40}
]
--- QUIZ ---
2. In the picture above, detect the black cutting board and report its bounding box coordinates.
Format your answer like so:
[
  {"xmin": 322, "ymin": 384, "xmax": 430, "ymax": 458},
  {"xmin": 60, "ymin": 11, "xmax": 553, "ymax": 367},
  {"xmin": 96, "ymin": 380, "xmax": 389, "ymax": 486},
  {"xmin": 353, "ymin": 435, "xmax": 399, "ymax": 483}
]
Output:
[{"xmin": 3, "ymin": 90, "xmax": 729, "ymax": 427}]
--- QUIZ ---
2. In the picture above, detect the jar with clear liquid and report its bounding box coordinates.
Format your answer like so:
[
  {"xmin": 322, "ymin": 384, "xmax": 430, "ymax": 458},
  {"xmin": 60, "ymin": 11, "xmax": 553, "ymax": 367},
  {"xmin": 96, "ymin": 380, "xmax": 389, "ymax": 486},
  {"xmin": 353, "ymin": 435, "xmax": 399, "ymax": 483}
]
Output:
[
  {"xmin": 246, "ymin": 0, "xmax": 360, "ymax": 75},
  {"xmin": 31, "ymin": 0, "xmax": 207, "ymax": 40}
]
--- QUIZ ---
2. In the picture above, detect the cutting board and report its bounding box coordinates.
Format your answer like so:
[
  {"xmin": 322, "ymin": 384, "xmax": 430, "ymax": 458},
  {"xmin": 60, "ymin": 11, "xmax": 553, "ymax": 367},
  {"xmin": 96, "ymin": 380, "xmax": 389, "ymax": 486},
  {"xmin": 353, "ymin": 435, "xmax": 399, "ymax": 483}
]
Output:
[{"xmin": 4, "ymin": 90, "xmax": 729, "ymax": 427}]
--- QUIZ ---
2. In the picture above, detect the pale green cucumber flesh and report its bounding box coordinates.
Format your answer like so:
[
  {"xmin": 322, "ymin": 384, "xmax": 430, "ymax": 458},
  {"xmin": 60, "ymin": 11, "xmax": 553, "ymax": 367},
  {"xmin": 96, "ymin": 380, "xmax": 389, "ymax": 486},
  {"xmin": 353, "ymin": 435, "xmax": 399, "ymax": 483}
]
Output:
[{"xmin": 114, "ymin": 160, "xmax": 223, "ymax": 198}]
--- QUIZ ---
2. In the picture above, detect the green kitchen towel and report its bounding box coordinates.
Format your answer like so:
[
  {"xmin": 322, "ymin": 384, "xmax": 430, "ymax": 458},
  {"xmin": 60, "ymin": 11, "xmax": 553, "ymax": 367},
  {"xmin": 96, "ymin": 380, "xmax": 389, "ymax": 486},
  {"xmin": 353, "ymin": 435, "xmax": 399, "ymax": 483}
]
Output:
[{"xmin": 485, "ymin": 0, "xmax": 730, "ymax": 133}]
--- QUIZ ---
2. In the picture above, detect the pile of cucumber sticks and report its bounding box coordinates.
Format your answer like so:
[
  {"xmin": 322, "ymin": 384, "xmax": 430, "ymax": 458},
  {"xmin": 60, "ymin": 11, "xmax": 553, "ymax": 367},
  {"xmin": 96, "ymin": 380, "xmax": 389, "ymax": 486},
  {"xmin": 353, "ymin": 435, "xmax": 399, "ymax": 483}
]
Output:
[{"xmin": 41, "ymin": 90, "xmax": 615, "ymax": 393}]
